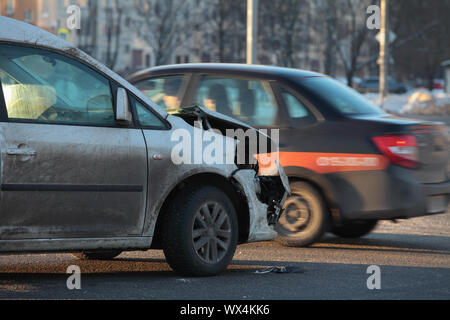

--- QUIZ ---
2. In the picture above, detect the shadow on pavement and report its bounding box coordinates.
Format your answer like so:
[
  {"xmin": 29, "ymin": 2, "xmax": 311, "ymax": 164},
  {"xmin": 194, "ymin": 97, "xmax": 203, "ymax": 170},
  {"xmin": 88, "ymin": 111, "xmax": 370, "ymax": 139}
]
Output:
[{"xmin": 314, "ymin": 232, "xmax": 450, "ymax": 255}]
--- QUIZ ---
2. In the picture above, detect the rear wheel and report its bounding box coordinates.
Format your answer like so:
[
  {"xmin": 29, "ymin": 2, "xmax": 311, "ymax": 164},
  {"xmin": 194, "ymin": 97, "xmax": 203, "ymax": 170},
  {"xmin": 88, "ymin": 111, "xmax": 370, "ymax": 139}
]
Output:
[
  {"xmin": 72, "ymin": 250, "xmax": 122, "ymax": 260},
  {"xmin": 275, "ymin": 181, "xmax": 329, "ymax": 247},
  {"xmin": 160, "ymin": 186, "xmax": 238, "ymax": 277},
  {"xmin": 331, "ymin": 220, "xmax": 378, "ymax": 238}
]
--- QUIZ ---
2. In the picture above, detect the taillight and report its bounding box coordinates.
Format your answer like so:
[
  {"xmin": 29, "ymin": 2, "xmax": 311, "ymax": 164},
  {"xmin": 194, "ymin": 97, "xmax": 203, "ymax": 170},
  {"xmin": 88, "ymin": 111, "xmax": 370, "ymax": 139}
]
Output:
[{"xmin": 372, "ymin": 135, "xmax": 418, "ymax": 169}]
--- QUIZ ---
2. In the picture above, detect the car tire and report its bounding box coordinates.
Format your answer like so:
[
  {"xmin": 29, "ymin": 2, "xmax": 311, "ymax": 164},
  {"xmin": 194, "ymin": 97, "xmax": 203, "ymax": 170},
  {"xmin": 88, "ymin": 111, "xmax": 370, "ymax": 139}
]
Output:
[
  {"xmin": 72, "ymin": 250, "xmax": 122, "ymax": 260},
  {"xmin": 275, "ymin": 181, "xmax": 329, "ymax": 247},
  {"xmin": 331, "ymin": 220, "xmax": 378, "ymax": 238},
  {"xmin": 160, "ymin": 185, "xmax": 238, "ymax": 277}
]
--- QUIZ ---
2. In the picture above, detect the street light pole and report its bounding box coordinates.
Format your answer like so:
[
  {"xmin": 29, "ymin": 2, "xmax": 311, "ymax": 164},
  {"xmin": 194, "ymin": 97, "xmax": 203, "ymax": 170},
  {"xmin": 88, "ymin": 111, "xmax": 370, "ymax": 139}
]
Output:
[
  {"xmin": 246, "ymin": 0, "xmax": 258, "ymax": 65},
  {"xmin": 379, "ymin": 0, "xmax": 389, "ymax": 108}
]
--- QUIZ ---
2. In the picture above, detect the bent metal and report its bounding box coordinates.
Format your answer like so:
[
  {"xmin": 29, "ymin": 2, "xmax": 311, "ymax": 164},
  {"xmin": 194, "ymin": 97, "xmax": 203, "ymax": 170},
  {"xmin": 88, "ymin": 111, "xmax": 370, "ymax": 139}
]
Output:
[{"xmin": 171, "ymin": 121, "xmax": 280, "ymax": 166}]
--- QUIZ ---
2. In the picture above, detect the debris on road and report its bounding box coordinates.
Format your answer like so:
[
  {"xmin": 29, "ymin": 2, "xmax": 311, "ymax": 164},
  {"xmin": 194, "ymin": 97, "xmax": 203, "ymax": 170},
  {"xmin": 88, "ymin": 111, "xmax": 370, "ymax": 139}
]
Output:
[{"xmin": 255, "ymin": 266, "xmax": 303, "ymax": 274}]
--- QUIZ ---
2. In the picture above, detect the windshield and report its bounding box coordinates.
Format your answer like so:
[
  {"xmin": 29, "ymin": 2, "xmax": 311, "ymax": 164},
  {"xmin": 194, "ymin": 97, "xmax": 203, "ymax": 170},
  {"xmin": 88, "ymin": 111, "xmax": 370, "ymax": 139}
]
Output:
[{"xmin": 300, "ymin": 77, "xmax": 386, "ymax": 115}]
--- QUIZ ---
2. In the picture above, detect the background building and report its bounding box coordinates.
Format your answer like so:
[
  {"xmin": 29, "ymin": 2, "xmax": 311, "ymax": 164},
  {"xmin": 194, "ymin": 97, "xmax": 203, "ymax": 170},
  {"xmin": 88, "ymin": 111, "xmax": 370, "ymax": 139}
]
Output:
[{"xmin": 1, "ymin": 0, "xmax": 449, "ymax": 87}]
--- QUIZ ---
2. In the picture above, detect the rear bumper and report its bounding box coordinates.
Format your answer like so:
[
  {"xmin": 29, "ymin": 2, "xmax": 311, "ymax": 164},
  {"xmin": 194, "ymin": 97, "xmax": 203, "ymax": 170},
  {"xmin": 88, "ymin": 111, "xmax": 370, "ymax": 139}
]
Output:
[
  {"xmin": 422, "ymin": 180, "xmax": 450, "ymax": 196},
  {"xmin": 327, "ymin": 167, "xmax": 450, "ymax": 221}
]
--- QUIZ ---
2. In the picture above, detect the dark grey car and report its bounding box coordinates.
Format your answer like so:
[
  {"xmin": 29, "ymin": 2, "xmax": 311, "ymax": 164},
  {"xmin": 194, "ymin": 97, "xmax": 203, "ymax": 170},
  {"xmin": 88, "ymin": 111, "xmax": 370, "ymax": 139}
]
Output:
[{"xmin": 127, "ymin": 63, "xmax": 449, "ymax": 248}]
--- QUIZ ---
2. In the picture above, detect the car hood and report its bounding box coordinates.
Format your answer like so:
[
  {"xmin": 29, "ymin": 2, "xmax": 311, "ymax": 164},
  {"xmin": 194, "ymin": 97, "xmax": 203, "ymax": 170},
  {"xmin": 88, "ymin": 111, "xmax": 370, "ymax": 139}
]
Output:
[
  {"xmin": 169, "ymin": 105, "xmax": 255, "ymax": 131},
  {"xmin": 170, "ymin": 105, "xmax": 279, "ymax": 173}
]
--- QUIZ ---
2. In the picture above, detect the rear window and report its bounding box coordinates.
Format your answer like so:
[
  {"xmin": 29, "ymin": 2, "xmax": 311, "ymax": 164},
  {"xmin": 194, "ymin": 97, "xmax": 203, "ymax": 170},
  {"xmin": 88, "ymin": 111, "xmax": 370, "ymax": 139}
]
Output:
[{"xmin": 300, "ymin": 77, "xmax": 385, "ymax": 115}]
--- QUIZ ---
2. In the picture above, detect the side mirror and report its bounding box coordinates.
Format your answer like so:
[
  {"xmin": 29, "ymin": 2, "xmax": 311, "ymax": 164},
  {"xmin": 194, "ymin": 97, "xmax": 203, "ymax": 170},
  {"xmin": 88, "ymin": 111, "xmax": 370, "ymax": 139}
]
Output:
[{"xmin": 115, "ymin": 88, "xmax": 132, "ymax": 124}]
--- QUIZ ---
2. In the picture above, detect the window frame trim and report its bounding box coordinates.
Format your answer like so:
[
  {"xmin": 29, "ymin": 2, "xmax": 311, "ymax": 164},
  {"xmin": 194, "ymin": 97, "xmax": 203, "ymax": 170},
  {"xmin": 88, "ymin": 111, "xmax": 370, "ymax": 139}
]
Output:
[
  {"xmin": 128, "ymin": 90, "xmax": 172, "ymax": 131},
  {"xmin": 273, "ymin": 81, "xmax": 325, "ymax": 126},
  {"xmin": 0, "ymin": 78, "xmax": 9, "ymax": 122}
]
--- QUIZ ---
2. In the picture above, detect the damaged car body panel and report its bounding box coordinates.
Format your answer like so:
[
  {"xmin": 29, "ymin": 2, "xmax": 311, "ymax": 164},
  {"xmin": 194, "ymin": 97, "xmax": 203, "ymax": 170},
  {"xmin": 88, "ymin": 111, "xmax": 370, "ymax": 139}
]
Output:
[
  {"xmin": 145, "ymin": 109, "xmax": 286, "ymax": 243},
  {"xmin": 164, "ymin": 106, "xmax": 288, "ymax": 224},
  {"xmin": 0, "ymin": 17, "xmax": 286, "ymax": 275}
]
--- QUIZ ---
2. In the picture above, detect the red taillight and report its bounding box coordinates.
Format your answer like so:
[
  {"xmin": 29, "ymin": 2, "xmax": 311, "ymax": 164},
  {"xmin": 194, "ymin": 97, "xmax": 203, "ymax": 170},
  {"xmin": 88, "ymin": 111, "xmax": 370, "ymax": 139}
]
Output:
[{"xmin": 372, "ymin": 135, "xmax": 418, "ymax": 169}]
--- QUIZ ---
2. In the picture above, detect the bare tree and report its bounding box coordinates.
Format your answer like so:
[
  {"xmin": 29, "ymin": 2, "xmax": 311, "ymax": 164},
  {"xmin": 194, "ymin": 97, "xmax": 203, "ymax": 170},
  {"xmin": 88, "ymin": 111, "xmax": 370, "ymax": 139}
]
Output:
[
  {"xmin": 76, "ymin": 0, "xmax": 98, "ymax": 57},
  {"xmin": 137, "ymin": 0, "xmax": 191, "ymax": 66},
  {"xmin": 330, "ymin": 0, "xmax": 373, "ymax": 87},
  {"xmin": 215, "ymin": 0, "xmax": 230, "ymax": 62},
  {"xmin": 314, "ymin": 0, "xmax": 339, "ymax": 76},
  {"xmin": 104, "ymin": 0, "xmax": 124, "ymax": 70},
  {"xmin": 390, "ymin": 0, "xmax": 450, "ymax": 89},
  {"xmin": 216, "ymin": 0, "xmax": 246, "ymax": 62},
  {"xmin": 196, "ymin": 0, "xmax": 246, "ymax": 63},
  {"xmin": 259, "ymin": 0, "xmax": 309, "ymax": 68}
]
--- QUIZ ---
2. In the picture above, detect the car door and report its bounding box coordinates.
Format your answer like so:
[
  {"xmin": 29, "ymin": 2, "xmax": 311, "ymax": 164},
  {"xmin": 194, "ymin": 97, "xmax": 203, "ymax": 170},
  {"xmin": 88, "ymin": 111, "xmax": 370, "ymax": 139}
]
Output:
[
  {"xmin": 0, "ymin": 43, "xmax": 147, "ymax": 240},
  {"xmin": 270, "ymin": 83, "xmax": 324, "ymax": 160}
]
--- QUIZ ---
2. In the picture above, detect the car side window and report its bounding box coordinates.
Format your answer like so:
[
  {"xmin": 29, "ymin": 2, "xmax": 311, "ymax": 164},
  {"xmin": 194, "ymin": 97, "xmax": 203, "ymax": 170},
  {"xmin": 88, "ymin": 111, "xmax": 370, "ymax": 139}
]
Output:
[
  {"xmin": 279, "ymin": 86, "xmax": 313, "ymax": 118},
  {"xmin": 194, "ymin": 76, "xmax": 279, "ymax": 127},
  {"xmin": 133, "ymin": 97, "xmax": 167, "ymax": 129},
  {"xmin": 134, "ymin": 75, "xmax": 185, "ymax": 111},
  {"xmin": 0, "ymin": 44, "xmax": 115, "ymax": 126},
  {"xmin": 279, "ymin": 86, "xmax": 317, "ymax": 126}
]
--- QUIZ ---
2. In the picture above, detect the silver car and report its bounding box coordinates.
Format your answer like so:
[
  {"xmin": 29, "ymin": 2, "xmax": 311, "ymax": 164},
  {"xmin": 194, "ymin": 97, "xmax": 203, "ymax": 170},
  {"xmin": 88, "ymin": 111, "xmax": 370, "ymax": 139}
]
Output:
[{"xmin": 0, "ymin": 17, "xmax": 288, "ymax": 276}]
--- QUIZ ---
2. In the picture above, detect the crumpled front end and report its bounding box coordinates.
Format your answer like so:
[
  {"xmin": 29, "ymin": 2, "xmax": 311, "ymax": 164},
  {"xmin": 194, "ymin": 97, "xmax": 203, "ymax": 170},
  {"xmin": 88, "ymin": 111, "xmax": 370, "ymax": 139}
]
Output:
[
  {"xmin": 169, "ymin": 106, "xmax": 289, "ymax": 242},
  {"xmin": 233, "ymin": 170, "xmax": 279, "ymax": 242}
]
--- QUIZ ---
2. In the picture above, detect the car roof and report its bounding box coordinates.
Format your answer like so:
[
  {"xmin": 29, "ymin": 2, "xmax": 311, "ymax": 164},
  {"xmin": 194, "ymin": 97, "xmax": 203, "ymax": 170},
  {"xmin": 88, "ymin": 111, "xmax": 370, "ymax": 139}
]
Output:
[
  {"xmin": 0, "ymin": 16, "xmax": 168, "ymax": 119},
  {"xmin": 0, "ymin": 16, "xmax": 73, "ymax": 52},
  {"xmin": 128, "ymin": 63, "xmax": 325, "ymax": 82}
]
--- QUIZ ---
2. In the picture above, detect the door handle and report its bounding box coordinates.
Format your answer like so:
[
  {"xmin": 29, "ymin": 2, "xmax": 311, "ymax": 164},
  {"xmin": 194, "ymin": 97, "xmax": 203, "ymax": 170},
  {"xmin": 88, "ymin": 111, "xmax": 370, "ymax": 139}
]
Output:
[{"xmin": 6, "ymin": 148, "xmax": 37, "ymax": 156}]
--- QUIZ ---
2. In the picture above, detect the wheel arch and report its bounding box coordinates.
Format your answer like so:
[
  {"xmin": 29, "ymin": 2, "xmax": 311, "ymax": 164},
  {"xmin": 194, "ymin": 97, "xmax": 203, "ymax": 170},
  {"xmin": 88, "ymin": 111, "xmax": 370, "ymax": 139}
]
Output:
[
  {"xmin": 284, "ymin": 166, "xmax": 342, "ymax": 222},
  {"xmin": 151, "ymin": 172, "xmax": 250, "ymax": 249}
]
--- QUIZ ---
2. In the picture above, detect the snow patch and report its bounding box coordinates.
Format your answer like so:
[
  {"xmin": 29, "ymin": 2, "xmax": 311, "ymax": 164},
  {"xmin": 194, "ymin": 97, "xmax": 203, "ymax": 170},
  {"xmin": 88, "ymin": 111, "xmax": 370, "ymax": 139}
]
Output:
[{"xmin": 364, "ymin": 89, "xmax": 450, "ymax": 115}]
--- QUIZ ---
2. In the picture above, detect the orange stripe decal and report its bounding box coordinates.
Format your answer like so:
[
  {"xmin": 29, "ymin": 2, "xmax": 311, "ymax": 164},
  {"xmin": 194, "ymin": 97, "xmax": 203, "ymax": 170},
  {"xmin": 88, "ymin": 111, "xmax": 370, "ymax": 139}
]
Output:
[{"xmin": 257, "ymin": 152, "xmax": 389, "ymax": 174}]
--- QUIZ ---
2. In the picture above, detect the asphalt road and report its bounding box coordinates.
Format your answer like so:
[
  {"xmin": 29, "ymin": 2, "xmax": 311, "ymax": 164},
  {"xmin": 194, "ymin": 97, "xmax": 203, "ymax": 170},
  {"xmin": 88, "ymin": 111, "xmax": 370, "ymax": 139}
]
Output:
[{"xmin": 0, "ymin": 212, "xmax": 448, "ymax": 300}]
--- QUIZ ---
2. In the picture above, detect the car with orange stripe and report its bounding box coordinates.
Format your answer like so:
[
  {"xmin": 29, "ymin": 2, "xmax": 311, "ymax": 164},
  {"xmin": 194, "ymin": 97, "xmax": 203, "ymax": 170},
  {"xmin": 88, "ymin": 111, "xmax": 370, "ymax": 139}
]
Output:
[{"xmin": 128, "ymin": 64, "xmax": 450, "ymax": 247}]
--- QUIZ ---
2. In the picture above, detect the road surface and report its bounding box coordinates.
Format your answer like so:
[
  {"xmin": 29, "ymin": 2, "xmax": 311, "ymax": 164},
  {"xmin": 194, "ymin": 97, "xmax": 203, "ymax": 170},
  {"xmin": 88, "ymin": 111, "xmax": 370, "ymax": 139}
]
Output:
[{"xmin": 0, "ymin": 212, "xmax": 448, "ymax": 300}]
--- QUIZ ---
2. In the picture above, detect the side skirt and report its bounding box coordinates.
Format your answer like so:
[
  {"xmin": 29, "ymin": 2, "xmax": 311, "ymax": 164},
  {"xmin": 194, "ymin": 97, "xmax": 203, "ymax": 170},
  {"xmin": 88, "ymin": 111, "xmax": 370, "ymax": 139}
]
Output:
[{"xmin": 0, "ymin": 237, "xmax": 152, "ymax": 254}]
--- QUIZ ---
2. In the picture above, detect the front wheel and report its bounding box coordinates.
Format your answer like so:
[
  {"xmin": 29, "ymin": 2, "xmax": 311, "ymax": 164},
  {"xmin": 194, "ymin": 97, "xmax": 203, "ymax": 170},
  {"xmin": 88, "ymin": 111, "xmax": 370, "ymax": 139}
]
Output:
[
  {"xmin": 160, "ymin": 186, "xmax": 238, "ymax": 277},
  {"xmin": 275, "ymin": 181, "xmax": 329, "ymax": 247},
  {"xmin": 331, "ymin": 220, "xmax": 378, "ymax": 238}
]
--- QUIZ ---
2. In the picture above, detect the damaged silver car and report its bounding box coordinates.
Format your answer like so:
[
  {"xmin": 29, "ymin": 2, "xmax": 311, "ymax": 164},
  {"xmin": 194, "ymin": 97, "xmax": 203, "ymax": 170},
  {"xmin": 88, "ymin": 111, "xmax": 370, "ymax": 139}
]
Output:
[{"xmin": 0, "ymin": 17, "xmax": 288, "ymax": 276}]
